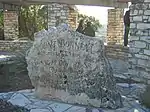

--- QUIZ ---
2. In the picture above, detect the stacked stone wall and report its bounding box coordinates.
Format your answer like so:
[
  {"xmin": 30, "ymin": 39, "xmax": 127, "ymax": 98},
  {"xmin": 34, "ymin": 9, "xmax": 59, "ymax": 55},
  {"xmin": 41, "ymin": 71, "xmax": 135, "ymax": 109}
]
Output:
[
  {"xmin": 68, "ymin": 8, "xmax": 78, "ymax": 29},
  {"xmin": 48, "ymin": 3, "xmax": 77, "ymax": 29},
  {"xmin": 0, "ymin": 41, "xmax": 129, "ymax": 59},
  {"xmin": 129, "ymin": 0, "xmax": 150, "ymax": 84},
  {"xmin": 4, "ymin": 11, "xmax": 19, "ymax": 40},
  {"xmin": 105, "ymin": 45, "xmax": 129, "ymax": 79},
  {"xmin": 48, "ymin": 3, "xmax": 69, "ymax": 27},
  {"xmin": 105, "ymin": 45, "xmax": 129, "ymax": 60},
  {"xmin": 0, "ymin": 41, "xmax": 32, "ymax": 52},
  {"xmin": 107, "ymin": 8, "xmax": 124, "ymax": 45},
  {"xmin": 0, "ymin": 40, "xmax": 132, "ymax": 82}
]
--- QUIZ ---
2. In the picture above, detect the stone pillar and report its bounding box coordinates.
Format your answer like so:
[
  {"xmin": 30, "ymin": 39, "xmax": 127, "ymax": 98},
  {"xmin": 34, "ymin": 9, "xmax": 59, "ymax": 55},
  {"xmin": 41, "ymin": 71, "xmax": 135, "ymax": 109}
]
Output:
[
  {"xmin": 68, "ymin": 7, "xmax": 78, "ymax": 29},
  {"xmin": 128, "ymin": 0, "xmax": 150, "ymax": 84},
  {"xmin": 4, "ymin": 11, "xmax": 19, "ymax": 40},
  {"xmin": 107, "ymin": 8, "xmax": 124, "ymax": 45},
  {"xmin": 48, "ymin": 3, "xmax": 69, "ymax": 28},
  {"xmin": 48, "ymin": 3, "xmax": 78, "ymax": 29}
]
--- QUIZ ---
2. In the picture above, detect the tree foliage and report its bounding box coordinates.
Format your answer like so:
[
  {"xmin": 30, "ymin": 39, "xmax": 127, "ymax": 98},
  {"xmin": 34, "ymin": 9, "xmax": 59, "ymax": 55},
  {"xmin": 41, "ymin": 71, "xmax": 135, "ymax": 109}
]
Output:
[
  {"xmin": 0, "ymin": 10, "xmax": 3, "ymax": 28},
  {"xmin": 78, "ymin": 13, "xmax": 102, "ymax": 32},
  {"xmin": 19, "ymin": 5, "xmax": 48, "ymax": 40},
  {"xmin": 0, "ymin": 5, "xmax": 102, "ymax": 40}
]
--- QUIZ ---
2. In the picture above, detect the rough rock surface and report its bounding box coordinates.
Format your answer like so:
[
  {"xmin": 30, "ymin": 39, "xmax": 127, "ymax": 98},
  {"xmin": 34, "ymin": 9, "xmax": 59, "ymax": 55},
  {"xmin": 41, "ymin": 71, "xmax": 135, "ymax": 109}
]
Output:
[{"xmin": 26, "ymin": 24, "xmax": 122, "ymax": 109}]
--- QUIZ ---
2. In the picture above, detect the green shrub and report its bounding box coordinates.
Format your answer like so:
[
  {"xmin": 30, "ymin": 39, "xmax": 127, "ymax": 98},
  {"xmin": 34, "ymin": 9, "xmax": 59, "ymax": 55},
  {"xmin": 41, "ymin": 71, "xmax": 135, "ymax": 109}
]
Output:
[{"xmin": 140, "ymin": 85, "xmax": 150, "ymax": 108}]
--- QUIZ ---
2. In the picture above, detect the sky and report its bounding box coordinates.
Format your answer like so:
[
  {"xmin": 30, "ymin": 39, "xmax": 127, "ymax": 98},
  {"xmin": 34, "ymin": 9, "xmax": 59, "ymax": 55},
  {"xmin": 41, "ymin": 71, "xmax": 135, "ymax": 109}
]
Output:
[
  {"xmin": 76, "ymin": 5, "xmax": 113, "ymax": 25},
  {"xmin": 76, "ymin": 4, "xmax": 131, "ymax": 25}
]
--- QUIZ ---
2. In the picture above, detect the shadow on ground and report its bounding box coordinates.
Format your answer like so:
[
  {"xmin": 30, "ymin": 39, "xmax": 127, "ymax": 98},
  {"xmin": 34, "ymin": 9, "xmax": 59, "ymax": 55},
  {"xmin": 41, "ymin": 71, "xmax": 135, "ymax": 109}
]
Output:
[{"xmin": 0, "ymin": 63, "xmax": 33, "ymax": 92}]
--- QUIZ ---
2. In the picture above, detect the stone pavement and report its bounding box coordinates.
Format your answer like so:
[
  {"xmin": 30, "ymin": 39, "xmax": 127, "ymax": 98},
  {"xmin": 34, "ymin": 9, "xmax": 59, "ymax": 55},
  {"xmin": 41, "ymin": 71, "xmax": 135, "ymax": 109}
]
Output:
[{"xmin": 0, "ymin": 89, "xmax": 149, "ymax": 112}]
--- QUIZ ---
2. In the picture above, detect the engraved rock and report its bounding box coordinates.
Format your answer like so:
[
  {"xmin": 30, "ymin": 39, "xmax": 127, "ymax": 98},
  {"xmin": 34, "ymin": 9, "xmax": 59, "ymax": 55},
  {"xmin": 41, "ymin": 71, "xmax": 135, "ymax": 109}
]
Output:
[{"xmin": 26, "ymin": 24, "xmax": 122, "ymax": 109}]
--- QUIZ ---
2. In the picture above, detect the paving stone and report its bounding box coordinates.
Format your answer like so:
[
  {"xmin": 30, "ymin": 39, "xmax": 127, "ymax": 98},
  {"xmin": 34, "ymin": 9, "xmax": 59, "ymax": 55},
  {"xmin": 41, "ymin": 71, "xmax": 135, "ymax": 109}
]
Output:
[
  {"xmin": 0, "ymin": 89, "xmax": 149, "ymax": 112},
  {"xmin": 127, "ymin": 108, "xmax": 147, "ymax": 112},
  {"xmin": 0, "ymin": 95, "xmax": 4, "ymax": 99},
  {"xmin": 26, "ymin": 95, "xmax": 37, "ymax": 101},
  {"xmin": 32, "ymin": 100, "xmax": 52, "ymax": 108},
  {"xmin": 0, "ymin": 93, "xmax": 5, "ymax": 96},
  {"xmin": 65, "ymin": 106, "xmax": 86, "ymax": 112},
  {"xmin": 2, "ymin": 92, "xmax": 14, "ymax": 100},
  {"xmin": 48, "ymin": 103, "xmax": 73, "ymax": 112},
  {"xmin": 30, "ymin": 109, "xmax": 52, "ymax": 112},
  {"xmin": 86, "ymin": 108, "xmax": 104, "ymax": 112},
  {"xmin": 92, "ymin": 109, "xmax": 102, "ymax": 112},
  {"xmin": 25, "ymin": 104, "xmax": 40, "ymax": 110},
  {"xmin": 8, "ymin": 93, "xmax": 32, "ymax": 107}
]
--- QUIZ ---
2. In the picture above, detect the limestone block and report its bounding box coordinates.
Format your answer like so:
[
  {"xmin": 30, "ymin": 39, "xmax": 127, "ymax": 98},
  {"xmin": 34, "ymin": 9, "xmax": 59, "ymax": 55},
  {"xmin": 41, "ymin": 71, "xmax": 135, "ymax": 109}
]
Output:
[
  {"xmin": 144, "ymin": 10, "xmax": 150, "ymax": 15},
  {"xmin": 144, "ymin": 49, "xmax": 150, "ymax": 56},
  {"xmin": 148, "ymin": 17, "xmax": 150, "ymax": 22},
  {"xmin": 129, "ymin": 48, "xmax": 140, "ymax": 53},
  {"xmin": 56, "ymin": 13, "xmax": 61, "ymax": 16},
  {"xmin": 135, "ymin": 41, "xmax": 147, "ymax": 48},
  {"xmin": 130, "ymin": 23, "xmax": 136, "ymax": 29},
  {"xmin": 139, "ymin": 10, "xmax": 144, "ymax": 14},
  {"xmin": 138, "ymin": 59, "xmax": 149, "ymax": 67},
  {"xmin": 145, "ymin": 0, "xmax": 150, "ymax": 3},
  {"xmin": 137, "ymin": 23, "xmax": 150, "ymax": 29},
  {"xmin": 140, "ymin": 36, "xmax": 150, "ymax": 40},
  {"xmin": 133, "ymin": 16, "xmax": 143, "ymax": 21},
  {"xmin": 130, "ymin": 10, "xmax": 138, "ymax": 16},
  {"xmin": 26, "ymin": 24, "xmax": 122, "ymax": 109},
  {"xmin": 128, "ymin": 58, "xmax": 137, "ymax": 65},
  {"xmin": 129, "ymin": 36, "xmax": 139, "ymax": 41},
  {"xmin": 141, "ymin": 71, "xmax": 150, "ymax": 79},
  {"xmin": 135, "ymin": 54, "xmax": 149, "ymax": 59},
  {"xmin": 143, "ymin": 16, "xmax": 149, "ymax": 20}
]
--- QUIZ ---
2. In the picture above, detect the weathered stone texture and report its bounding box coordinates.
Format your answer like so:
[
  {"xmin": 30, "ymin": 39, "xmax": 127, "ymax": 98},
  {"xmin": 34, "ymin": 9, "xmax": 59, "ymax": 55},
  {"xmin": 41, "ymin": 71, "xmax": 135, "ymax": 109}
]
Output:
[
  {"xmin": 4, "ymin": 11, "xmax": 19, "ymax": 40},
  {"xmin": 0, "ymin": 41, "xmax": 32, "ymax": 52},
  {"xmin": 48, "ymin": 4, "xmax": 77, "ymax": 29},
  {"xmin": 129, "ymin": 0, "xmax": 150, "ymax": 84},
  {"xmin": 107, "ymin": 8, "xmax": 124, "ymax": 45},
  {"xmin": 26, "ymin": 25, "xmax": 122, "ymax": 109}
]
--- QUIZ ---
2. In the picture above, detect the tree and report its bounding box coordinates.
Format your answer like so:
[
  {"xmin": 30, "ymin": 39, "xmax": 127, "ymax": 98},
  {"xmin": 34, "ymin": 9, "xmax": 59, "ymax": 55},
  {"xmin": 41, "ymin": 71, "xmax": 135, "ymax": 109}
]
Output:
[
  {"xmin": 0, "ymin": 10, "xmax": 4, "ymax": 40},
  {"xmin": 78, "ymin": 13, "xmax": 102, "ymax": 32},
  {"xmin": 0, "ymin": 5, "xmax": 102, "ymax": 40},
  {"xmin": 19, "ymin": 5, "xmax": 48, "ymax": 40}
]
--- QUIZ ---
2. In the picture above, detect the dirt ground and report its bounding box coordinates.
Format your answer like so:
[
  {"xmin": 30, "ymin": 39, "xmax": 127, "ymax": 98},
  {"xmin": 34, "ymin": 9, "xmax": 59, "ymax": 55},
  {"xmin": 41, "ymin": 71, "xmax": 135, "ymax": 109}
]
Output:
[{"xmin": 0, "ymin": 63, "xmax": 33, "ymax": 93}]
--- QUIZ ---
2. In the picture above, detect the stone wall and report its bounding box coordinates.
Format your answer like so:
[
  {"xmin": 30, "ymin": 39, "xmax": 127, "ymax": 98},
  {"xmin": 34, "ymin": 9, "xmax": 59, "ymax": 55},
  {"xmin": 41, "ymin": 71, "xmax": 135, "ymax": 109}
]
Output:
[
  {"xmin": 105, "ymin": 45, "xmax": 129, "ymax": 79},
  {"xmin": 0, "ymin": 41, "xmax": 130, "ymax": 80},
  {"xmin": 107, "ymin": 8, "xmax": 124, "ymax": 45},
  {"xmin": 68, "ymin": 7, "xmax": 78, "ymax": 29},
  {"xmin": 0, "ymin": 41, "xmax": 32, "ymax": 52},
  {"xmin": 129, "ymin": 0, "xmax": 150, "ymax": 84},
  {"xmin": 0, "ymin": 40, "xmax": 132, "ymax": 82},
  {"xmin": 48, "ymin": 3, "xmax": 78, "ymax": 29},
  {"xmin": 0, "ymin": 41, "xmax": 129, "ymax": 58},
  {"xmin": 4, "ymin": 11, "xmax": 19, "ymax": 40},
  {"xmin": 105, "ymin": 45, "xmax": 129, "ymax": 60}
]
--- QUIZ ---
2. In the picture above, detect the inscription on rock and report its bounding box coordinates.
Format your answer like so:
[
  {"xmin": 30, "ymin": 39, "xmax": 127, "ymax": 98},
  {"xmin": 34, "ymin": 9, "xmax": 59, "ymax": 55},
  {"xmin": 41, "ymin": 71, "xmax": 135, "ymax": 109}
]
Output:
[{"xmin": 26, "ymin": 25, "xmax": 122, "ymax": 109}]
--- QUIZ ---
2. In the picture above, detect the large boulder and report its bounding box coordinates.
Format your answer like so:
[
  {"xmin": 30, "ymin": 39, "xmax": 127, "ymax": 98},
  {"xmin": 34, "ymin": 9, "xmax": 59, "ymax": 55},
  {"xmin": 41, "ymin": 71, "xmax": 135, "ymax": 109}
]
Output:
[{"xmin": 26, "ymin": 24, "xmax": 122, "ymax": 109}]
